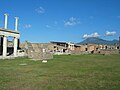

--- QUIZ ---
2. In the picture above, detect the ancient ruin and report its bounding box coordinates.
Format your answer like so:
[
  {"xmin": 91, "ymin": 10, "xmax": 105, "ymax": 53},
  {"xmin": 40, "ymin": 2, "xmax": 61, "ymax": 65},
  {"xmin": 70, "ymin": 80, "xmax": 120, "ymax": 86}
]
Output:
[
  {"xmin": 0, "ymin": 13, "xmax": 119, "ymax": 60},
  {"xmin": 20, "ymin": 41, "xmax": 53, "ymax": 60},
  {"xmin": 19, "ymin": 39, "xmax": 120, "ymax": 56},
  {"xmin": 0, "ymin": 14, "xmax": 20, "ymax": 59},
  {"xmin": 0, "ymin": 13, "xmax": 53, "ymax": 60}
]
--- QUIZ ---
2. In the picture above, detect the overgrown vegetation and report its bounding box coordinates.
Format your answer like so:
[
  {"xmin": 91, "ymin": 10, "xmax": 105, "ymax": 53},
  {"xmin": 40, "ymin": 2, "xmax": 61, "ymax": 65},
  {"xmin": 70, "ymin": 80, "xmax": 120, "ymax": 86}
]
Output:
[{"xmin": 0, "ymin": 55, "xmax": 120, "ymax": 90}]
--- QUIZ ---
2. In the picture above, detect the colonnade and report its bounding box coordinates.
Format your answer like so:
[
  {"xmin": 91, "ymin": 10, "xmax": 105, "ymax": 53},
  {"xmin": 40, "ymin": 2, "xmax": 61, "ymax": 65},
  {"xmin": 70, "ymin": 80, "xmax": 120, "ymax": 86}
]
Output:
[
  {"xmin": 2, "ymin": 36, "xmax": 18, "ymax": 57},
  {"xmin": 1, "ymin": 14, "xmax": 19, "ymax": 57}
]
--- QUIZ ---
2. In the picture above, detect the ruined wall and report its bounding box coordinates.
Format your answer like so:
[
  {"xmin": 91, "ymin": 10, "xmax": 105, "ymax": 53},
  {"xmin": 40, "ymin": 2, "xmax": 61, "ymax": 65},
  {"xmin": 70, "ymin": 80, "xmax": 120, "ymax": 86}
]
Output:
[
  {"xmin": 20, "ymin": 42, "xmax": 120, "ymax": 56},
  {"xmin": 20, "ymin": 42, "xmax": 53, "ymax": 60},
  {"xmin": 99, "ymin": 49, "xmax": 119, "ymax": 55}
]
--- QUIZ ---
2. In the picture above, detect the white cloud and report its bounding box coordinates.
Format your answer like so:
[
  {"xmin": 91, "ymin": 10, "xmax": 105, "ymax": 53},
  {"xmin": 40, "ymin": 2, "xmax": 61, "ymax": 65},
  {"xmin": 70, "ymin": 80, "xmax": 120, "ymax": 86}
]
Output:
[
  {"xmin": 117, "ymin": 16, "xmax": 120, "ymax": 19},
  {"xmin": 105, "ymin": 31, "xmax": 116, "ymax": 36},
  {"xmin": 35, "ymin": 7, "xmax": 45, "ymax": 14},
  {"xmin": 83, "ymin": 32, "xmax": 100, "ymax": 38},
  {"xmin": 46, "ymin": 25, "xmax": 51, "ymax": 28},
  {"xmin": 64, "ymin": 17, "xmax": 80, "ymax": 26},
  {"xmin": 24, "ymin": 24, "xmax": 32, "ymax": 29}
]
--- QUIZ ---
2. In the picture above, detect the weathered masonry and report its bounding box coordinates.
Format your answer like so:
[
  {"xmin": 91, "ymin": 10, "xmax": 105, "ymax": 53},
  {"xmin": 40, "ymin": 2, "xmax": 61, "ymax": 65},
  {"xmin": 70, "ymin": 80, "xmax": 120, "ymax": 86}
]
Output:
[{"xmin": 0, "ymin": 14, "xmax": 20, "ymax": 58}]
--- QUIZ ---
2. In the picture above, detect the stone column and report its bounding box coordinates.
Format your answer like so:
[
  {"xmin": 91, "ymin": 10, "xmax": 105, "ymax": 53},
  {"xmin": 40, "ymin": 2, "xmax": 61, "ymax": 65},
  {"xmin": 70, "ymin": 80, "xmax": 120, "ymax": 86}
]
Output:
[
  {"xmin": 65, "ymin": 44, "xmax": 66, "ymax": 49},
  {"xmin": 14, "ymin": 37, "xmax": 18, "ymax": 57},
  {"xmin": 71, "ymin": 45, "xmax": 72, "ymax": 50},
  {"xmin": 72, "ymin": 45, "xmax": 74, "ymax": 50},
  {"xmin": 70, "ymin": 45, "xmax": 72, "ymax": 50},
  {"xmin": 4, "ymin": 14, "xmax": 8, "ymax": 29},
  {"xmin": 15, "ymin": 17, "xmax": 19, "ymax": 31},
  {"xmin": 3, "ymin": 36, "xmax": 7, "ymax": 57},
  {"xmin": 68, "ymin": 44, "xmax": 70, "ymax": 49}
]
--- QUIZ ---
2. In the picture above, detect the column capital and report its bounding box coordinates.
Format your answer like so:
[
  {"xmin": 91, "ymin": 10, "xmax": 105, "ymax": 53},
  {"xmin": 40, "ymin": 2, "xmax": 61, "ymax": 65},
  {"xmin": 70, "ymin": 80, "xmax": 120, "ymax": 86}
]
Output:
[
  {"xmin": 15, "ymin": 17, "xmax": 19, "ymax": 19},
  {"xmin": 14, "ymin": 37, "xmax": 19, "ymax": 39},
  {"xmin": 4, "ymin": 13, "xmax": 9, "ymax": 16},
  {"xmin": 3, "ymin": 35, "xmax": 7, "ymax": 37}
]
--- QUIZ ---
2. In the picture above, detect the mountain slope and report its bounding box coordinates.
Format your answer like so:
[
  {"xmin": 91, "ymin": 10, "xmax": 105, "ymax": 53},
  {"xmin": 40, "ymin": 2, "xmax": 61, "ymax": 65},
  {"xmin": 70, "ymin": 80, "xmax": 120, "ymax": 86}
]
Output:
[{"xmin": 78, "ymin": 37, "xmax": 119, "ymax": 45}]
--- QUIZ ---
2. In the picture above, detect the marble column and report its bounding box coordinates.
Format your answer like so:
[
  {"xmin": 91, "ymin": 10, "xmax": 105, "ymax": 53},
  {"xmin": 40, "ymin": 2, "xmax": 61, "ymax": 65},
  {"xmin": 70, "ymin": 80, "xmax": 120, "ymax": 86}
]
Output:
[
  {"xmin": 14, "ymin": 37, "xmax": 18, "ymax": 57},
  {"xmin": 15, "ymin": 17, "xmax": 19, "ymax": 31},
  {"xmin": 3, "ymin": 36, "xmax": 7, "ymax": 57},
  {"xmin": 4, "ymin": 14, "xmax": 8, "ymax": 29}
]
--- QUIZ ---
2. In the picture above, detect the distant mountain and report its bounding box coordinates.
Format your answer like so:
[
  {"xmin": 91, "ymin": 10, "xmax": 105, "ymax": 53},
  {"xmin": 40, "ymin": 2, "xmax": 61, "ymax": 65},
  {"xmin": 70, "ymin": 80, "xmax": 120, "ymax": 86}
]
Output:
[{"xmin": 78, "ymin": 37, "xmax": 119, "ymax": 45}]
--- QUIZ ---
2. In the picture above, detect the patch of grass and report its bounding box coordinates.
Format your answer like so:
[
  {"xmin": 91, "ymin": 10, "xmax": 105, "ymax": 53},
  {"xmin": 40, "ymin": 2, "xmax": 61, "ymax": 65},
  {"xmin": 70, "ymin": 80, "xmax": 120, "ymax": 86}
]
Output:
[{"xmin": 0, "ymin": 55, "xmax": 120, "ymax": 90}]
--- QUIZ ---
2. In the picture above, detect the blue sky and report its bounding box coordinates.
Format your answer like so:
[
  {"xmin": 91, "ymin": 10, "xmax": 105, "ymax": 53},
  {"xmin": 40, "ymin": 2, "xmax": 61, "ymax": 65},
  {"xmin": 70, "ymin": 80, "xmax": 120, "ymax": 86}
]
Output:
[{"xmin": 0, "ymin": 0, "xmax": 120, "ymax": 43}]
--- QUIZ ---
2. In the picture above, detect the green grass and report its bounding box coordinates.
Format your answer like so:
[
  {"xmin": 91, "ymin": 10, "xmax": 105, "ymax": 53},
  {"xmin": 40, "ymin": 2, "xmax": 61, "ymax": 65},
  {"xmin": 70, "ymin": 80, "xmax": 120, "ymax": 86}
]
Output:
[{"xmin": 0, "ymin": 55, "xmax": 120, "ymax": 90}]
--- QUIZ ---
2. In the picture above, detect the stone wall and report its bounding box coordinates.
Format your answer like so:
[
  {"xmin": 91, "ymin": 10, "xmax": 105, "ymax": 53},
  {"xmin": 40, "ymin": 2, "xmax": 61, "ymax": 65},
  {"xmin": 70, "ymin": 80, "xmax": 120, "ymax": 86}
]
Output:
[
  {"xmin": 20, "ymin": 42, "xmax": 120, "ymax": 57},
  {"xmin": 20, "ymin": 42, "xmax": 53, "ymax": 60},
  {"xmin": 99, "ymin": 49, "xmax": 119, "ymax": 55}
]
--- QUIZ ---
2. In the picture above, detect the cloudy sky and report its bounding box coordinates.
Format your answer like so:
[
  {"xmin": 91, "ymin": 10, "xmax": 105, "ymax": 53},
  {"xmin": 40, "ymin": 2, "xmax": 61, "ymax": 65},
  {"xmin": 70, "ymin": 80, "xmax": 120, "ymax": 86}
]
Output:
[{"xmin": 0, "ymin": 0, "xmax": 120, "ymax": 43}]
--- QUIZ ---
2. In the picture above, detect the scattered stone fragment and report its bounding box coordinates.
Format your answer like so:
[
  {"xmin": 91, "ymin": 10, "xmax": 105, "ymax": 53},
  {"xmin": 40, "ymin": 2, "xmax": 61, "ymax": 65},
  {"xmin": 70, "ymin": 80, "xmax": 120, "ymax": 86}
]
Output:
[
  {"xmin": 42, "ymin": 60, "xmax": 47, "ymax": 63},
  {"xmin": 19, "ymin": 63, "xmax": 27, "ymax": 66}
]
